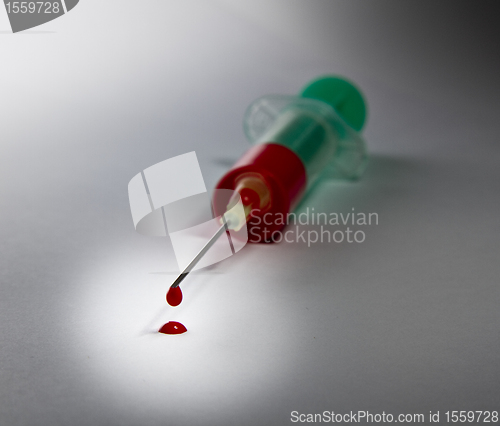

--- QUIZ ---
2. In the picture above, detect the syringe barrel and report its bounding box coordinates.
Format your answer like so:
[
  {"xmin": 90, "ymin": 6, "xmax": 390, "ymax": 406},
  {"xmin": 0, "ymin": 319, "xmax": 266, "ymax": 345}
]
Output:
[
  {"xmin": 214, "ymin": 76, "xmax": 368, "ymax": 242},
  {"xmin": 250, "ymin": 99, "xmax": 339, "ymax": 184},
  {"xmin": 214, "ymin": 143, "xmax": 307, "ymax": 241}
]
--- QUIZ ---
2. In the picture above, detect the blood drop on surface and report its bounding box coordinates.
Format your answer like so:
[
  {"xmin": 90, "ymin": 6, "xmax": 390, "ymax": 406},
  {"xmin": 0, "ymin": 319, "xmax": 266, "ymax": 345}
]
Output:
[{"xmin": 158, "ymin": 321, "xmax": 187, "ymax": 335}]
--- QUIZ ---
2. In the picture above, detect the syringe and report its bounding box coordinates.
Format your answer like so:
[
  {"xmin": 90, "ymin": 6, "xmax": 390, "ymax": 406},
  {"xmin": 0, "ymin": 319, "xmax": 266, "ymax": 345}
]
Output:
[{"xmin": 167, "ymin": 75, "xmax": 368, "ymax": 305}]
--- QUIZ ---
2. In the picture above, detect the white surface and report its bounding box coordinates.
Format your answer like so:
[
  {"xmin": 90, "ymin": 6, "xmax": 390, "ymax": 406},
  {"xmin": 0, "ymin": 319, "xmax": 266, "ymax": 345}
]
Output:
[{"xmin": 0, "ymin": 1, "xmax": 499, "ymax": 426}]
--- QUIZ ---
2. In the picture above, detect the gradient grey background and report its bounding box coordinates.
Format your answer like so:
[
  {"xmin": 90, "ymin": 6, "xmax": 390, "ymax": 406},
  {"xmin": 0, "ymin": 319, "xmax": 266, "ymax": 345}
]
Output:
[{"xmin": 1, "ymin": 1, "xmax": 499, "ymax": 425}]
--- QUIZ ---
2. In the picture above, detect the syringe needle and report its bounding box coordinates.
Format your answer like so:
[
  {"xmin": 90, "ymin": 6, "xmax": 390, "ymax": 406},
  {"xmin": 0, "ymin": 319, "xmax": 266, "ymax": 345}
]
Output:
[{"xmin": 169, "ymin": 220, "xmax": 229, "ymax": 289}]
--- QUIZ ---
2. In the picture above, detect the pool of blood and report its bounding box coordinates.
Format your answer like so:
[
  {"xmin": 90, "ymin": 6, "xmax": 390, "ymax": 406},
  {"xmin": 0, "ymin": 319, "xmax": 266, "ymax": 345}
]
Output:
[{"xmin": 158, "ymin": 321, "xmax": 187, "ymax": 335}]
